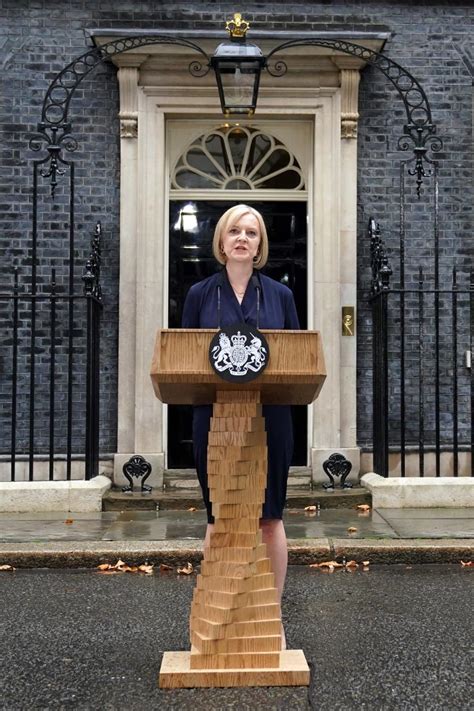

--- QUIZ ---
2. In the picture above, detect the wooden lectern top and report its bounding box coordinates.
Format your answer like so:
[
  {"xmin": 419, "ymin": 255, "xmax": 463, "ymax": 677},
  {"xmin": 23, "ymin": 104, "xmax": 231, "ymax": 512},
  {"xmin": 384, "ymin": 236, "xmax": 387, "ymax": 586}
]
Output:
[{"xmin": 150, "ymin": 329, "xmax": 326, "ymax": 406}]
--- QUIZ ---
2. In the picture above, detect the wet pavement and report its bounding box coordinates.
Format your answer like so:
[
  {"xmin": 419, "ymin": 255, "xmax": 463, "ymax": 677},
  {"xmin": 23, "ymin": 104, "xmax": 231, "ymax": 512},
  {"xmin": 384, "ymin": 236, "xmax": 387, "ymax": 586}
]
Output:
[
  {"xmin": 0, "ymin": 507, "xmax": 473, "ymax": 543},
  {"xmin": 1, "ymin": 564, "xmax": 471, "ymax": 710}
]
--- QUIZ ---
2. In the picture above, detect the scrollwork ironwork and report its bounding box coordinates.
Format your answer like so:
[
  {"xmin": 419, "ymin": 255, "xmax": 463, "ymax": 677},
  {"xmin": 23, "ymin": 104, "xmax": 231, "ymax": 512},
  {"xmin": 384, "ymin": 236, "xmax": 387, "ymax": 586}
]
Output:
[
  {"xmin": 32, "ymin": 34, "xmax": 442, "ymax": 198},
  {"xmin": 398, "ymin": 125, "xmax": 443, "ymax": 197},
  {"xmin": 266, "ymin": 38, "xmax": 441, "ymax": 195},
  {"xmin": 122, "ymin": 454, "xmax": 153, "ymax": 493},
  {"xmin": 30, "ymin": 36, "xmax": 211, "ymax": 196},
  {"xmin": 322, "ymin": 453, "xmax": 353, "ymax": 489},
  {"xmin": 266, "ymin": 59, "xmax": 287, "ymax": 77},
  {"xmin": 369, "ymin": 217, "xmax": 392, "ymax": 296},
  {"xmin": 82, "ymin": 221, "xmax": 102, "ymax": 300}
]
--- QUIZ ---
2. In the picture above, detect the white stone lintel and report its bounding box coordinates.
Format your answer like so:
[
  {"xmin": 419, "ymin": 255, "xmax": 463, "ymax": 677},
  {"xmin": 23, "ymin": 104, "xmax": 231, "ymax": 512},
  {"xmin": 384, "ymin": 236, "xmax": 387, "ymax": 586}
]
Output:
[
  {"xmin": 0, "ymin": 475, "xmax": 111, "ymax": 513},
  {"xmin": 361, "ymin": 472, "xmax": 474, "ymax": 508}
]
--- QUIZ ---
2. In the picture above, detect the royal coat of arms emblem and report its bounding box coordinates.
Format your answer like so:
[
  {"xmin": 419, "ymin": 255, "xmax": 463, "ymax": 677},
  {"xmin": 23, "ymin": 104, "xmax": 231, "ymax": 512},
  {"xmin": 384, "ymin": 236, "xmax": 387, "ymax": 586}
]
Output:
[{"xmin": 209, "ymin": 323, "xmax": 269, "ymax": 383}]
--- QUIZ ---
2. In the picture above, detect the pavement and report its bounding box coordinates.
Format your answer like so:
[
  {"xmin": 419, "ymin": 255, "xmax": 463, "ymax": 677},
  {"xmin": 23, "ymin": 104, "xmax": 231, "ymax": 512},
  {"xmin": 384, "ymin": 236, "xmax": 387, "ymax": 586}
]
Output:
[
  {"xmin": 1, "ymin": 564, "xmax": 472, "ymax": 709},
  {"xmin": 0, "ymin": 506, "xmax": 472, "ymax": 568}
]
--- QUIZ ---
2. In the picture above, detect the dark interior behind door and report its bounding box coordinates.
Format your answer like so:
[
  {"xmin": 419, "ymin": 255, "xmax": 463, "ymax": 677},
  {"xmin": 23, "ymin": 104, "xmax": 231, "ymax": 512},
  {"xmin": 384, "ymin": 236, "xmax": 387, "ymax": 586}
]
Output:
[{"xmin": 168, "ymin": 200, "xmax": 308, "ymax": 468}]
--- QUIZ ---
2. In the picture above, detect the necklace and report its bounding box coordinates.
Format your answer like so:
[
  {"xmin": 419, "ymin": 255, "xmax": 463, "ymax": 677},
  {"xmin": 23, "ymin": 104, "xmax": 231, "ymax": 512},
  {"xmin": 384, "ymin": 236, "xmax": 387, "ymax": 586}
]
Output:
[{"xmin": 229, "ymin": 282, "xmax": 246, "ymax": 297}]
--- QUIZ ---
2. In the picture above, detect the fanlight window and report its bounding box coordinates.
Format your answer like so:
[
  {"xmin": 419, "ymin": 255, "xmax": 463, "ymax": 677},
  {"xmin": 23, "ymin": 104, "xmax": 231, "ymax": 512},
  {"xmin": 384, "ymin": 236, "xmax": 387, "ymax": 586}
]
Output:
[{"xmin": 171, "ymin": 126, "xmax": 305, "ymax": 191}]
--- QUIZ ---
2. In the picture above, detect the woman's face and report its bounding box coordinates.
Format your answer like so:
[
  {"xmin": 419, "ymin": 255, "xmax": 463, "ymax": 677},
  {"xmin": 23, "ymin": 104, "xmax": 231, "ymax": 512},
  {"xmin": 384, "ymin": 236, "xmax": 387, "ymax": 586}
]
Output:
[{"xmin": 220, "ymin": 212, "xmax": 261, "ymax": 266}]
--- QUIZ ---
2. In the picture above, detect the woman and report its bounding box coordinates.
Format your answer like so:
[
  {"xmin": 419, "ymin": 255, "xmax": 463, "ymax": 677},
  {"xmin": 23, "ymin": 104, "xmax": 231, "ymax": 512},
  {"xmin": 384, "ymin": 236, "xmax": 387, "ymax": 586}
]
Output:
[{"xmin": 182, "ymin": 204, "xmax": 300, "ymax": 641}]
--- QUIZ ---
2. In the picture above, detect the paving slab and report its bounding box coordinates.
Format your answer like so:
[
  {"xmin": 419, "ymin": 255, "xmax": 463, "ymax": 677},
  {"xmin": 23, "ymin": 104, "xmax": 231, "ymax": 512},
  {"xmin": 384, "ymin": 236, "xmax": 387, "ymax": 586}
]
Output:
[
  {"xmin": 0, "ymin": 508, "xmax": 472, "ymax": 567},
  {"xmin": 377, "ymin": 507, "xmax": 474, "ymax": 538},
  {"xmin": 0, "ymin": 508, "xmax": 396, "ymax": 543}
]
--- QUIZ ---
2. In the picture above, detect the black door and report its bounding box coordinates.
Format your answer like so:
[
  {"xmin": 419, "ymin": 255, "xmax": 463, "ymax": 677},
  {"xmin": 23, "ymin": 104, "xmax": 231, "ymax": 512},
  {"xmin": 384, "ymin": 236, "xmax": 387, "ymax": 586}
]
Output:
[{"xmin": 168, "ymin": 200, "xmax": 307, "ymax": 468}]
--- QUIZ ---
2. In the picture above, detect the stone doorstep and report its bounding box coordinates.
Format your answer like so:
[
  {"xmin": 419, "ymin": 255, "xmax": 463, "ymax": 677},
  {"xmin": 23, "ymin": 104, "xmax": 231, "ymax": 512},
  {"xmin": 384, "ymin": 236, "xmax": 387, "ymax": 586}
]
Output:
[
  {"xmin": 164, "ymin": 467, "xmax": 313, "ymax": 490},
  {"xmin": 102, "ymin": 485, "xmax": 371, "ymax": 511},
  {"xmin": 0, "ymin": 476, "xmax": 111, "ymax": 513},
  {"xmin": 361, "ymin": 473, "xmax": 474, "ymax": 508}
]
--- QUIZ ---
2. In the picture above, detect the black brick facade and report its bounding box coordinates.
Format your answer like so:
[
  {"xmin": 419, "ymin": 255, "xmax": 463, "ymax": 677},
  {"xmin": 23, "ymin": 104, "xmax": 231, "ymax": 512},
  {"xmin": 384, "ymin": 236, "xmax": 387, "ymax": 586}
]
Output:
[{"xmin": 0, "ymin": 1, "xmax": 472, "ymax": 457}]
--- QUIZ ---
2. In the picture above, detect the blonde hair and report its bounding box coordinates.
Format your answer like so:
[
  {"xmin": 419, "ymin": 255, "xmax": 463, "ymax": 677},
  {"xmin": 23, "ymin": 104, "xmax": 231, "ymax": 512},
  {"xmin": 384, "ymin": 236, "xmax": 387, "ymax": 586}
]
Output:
[{"xmin": 212, "ymin": 204, "xmax": 269, "ymax": 270}]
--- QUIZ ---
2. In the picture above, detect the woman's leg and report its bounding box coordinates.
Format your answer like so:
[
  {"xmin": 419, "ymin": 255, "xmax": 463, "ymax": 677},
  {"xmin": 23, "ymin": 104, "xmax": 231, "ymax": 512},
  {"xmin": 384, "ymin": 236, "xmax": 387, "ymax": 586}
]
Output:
[
  {"xmin": 260, "ymin": 518, "xmax": 288, "ymax": 649},
  {"xmin": 203, "ymin": 522, "xmax": 215, "ymax": 549},
  {"xmin": 205, "ymin": 520, "xmax": 288, "ymax": 597}
]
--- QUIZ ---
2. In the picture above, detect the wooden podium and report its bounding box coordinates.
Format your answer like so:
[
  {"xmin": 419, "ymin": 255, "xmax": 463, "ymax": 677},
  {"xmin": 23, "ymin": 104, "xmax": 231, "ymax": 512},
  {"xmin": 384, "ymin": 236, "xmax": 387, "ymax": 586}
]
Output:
[{"xmin": 151, "ymin": 329, "xmax": 325, "ymax": 688}]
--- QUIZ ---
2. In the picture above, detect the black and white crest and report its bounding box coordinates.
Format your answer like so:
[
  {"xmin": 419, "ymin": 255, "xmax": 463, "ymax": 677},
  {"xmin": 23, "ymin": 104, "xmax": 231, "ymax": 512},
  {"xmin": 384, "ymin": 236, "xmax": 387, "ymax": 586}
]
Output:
[{"xmin": 209, "ymin": 323, "xmax": 269, "ymax": 383}]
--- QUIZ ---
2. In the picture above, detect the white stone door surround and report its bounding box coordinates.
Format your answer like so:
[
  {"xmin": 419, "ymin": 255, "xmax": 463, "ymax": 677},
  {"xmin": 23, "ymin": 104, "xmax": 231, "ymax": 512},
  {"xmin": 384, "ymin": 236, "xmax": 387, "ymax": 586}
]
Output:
[{"xmin": 97, "ymin": 34, "xmax": 387, "ymax": 487}]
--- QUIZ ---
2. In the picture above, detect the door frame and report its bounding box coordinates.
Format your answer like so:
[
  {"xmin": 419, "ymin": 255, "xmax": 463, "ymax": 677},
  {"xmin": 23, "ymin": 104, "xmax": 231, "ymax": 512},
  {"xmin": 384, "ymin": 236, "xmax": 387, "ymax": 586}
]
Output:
[{"xmin": 113, "ymin": 78, "xmax": 360, "ymax": 487}]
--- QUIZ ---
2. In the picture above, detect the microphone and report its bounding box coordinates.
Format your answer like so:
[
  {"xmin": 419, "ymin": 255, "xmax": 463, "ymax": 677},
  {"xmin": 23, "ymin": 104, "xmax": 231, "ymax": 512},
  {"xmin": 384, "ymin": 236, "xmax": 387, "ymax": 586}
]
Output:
[{"xmin": 251, "ymin": 274, "xmax": 261, "ymax": 329}]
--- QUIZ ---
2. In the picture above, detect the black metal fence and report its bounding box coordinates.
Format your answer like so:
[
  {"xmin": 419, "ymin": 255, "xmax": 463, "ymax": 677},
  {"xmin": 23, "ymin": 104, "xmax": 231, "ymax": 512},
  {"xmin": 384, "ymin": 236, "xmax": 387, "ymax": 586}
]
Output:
[
  {"xmin": 370, "ymin": 218, "xmax": 473, "ymax": 477},
  {"xmin": 0, "ymin": 224, "xmax": 102, "ymax": 482}
]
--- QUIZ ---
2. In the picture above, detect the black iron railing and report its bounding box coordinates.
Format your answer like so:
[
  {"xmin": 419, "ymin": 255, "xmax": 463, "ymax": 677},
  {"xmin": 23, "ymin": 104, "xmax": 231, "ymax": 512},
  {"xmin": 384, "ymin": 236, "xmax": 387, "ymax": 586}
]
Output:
[
  {"xmin": 0, "ymin": 223, "xmax": 102, "ymax": 481},
  {"xmin": 369, "ymin": 218, "xmax": 473, "ymax": 477}
]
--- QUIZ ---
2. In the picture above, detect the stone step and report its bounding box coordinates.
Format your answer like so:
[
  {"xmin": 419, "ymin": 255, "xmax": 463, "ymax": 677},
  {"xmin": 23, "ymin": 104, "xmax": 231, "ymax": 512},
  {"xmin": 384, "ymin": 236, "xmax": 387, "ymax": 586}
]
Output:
[
  {"xmin": 102, "ymin": 485, "xmax": 371, "ymax": 512},
  {"xmin": 163, "ymin": 468, "xmax": 313, "ymax": 491}
]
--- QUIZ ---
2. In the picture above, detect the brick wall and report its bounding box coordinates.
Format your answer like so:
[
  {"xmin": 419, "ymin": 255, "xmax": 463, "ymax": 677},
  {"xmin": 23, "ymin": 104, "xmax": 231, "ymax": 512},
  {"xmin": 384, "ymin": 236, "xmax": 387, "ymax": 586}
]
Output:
[{"xmin": 0, "ymin": 1, "xmax": 472, "ymax": 456}]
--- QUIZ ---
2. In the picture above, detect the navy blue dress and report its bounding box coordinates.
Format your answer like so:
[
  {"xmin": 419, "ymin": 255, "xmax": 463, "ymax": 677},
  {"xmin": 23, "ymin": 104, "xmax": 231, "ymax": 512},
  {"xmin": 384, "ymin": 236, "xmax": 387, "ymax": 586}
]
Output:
[{"xmin": 182, "ymin": 269, "xmax": 300, "ymax": 523}]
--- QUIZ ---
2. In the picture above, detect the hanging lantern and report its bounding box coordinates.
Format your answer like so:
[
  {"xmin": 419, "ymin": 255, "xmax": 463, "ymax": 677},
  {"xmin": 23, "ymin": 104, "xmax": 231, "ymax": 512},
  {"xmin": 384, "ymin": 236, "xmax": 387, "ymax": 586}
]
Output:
[{"xmin": 210, "ymin": 13, "xmax": 266, "ymax": 116}]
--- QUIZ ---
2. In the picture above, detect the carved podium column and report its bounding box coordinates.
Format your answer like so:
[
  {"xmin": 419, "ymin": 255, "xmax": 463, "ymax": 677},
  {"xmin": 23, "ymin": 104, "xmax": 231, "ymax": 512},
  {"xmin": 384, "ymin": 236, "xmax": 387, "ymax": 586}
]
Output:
[{"xmin": 151, "ymin": 329, "xmax": 325, "ymax": 688}]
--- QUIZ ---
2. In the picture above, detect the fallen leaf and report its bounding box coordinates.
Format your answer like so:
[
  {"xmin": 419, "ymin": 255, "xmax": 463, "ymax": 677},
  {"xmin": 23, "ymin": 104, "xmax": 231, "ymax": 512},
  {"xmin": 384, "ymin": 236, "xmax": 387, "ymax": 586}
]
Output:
[
  {"xmin": 356, "ymin": 504, "xmax": 371, "ymax": 512},
  {"xmin": 97, "ymin": 566, "xmax": 121, "ymax": 574},
  {"xmin": 347, "ymin": 527, "xmax": 358, "ymax": 534},
  {"xmin": 177, "ymin": 562, "xmax": 194, "ymax": 575},
  {"xmin": 0, "ymin": 564, "xmax": 15, "ymax": 571},
  {"xmin": 304, "ymin": 505, "xmax": 317, "ymax": 512},
  {"xmin": 64, "ymin": 519, "xmax": 74, "ymax": 525},
  {"xmin": 115, "ymin": 561, "xmax": 131, "ymax": 572},
  {"xmin": 310, "ymin": 560, "xmax": 344, "ymax": 571},
  {"xmin": 159, "ymin": 563, "xmax": 173, "ymax": 571},
  {"xmin": 138, "ymin": 564, "xmax": 154, "ymax": 575},
  {"xmin": 187, "ymin": 507, "xmax": 197, "ymax": 512},
  {"xmin": 460, "ymin": 560, "xmax": 473, "ymax": 567},
  {"xmin": 345, "ymin": 560, "xmax": 359, "ymax": 569},
  {"xmin": 98, "ymin": 559, "xmax": 155, "ymax": 574}
]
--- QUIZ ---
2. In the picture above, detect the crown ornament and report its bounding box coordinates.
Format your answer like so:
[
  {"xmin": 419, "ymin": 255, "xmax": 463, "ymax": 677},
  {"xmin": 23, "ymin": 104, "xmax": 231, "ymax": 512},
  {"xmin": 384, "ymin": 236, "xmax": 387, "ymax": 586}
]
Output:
[
  {"xmin": 225, "ymin": 13, "xmax": 250, "ymax": 39},
  {"xmin": 231, "ymin": 331, "xmax": 247, "ymax": 346}
]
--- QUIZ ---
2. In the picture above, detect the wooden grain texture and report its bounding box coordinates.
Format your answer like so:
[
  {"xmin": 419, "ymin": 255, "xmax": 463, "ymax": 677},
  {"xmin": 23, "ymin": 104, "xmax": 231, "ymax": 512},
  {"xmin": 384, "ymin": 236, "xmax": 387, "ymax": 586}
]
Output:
[
  {"xmin": 207, "ymin": 444, "xmax": 267, "ymax": 461},
  {"xmin": 158, "ymin": 650, "xmax": 311, "ymax": 688},
  {"xmin": 190, "ymin": 649, "xmax": 281, "ymax": 670},
  {"xmin": 207, "ymin": 531, "xmax": 264, "ymax": 549},
  {"xmin": 196, "ymin": 572, "xmax": 275, "ymax": 594},
  {"xmin": 191, "ymin": 617, "xmax": 281, "ymax": 641},
  {"xmin": 211, "ymin": 416, "xmax": 265, "ymax": 432},
  {"xmin": 192, "ymin": 587, "xmax": 279, "ymax": 610},
  {"xmin": 158, "ymin": 387, "xmax": 311, "ymax": 688},
  {"xmin": 208, "ymin": 488, "xmax": 266, "ymax": 505},
  {"xmin": 190, "ymin": 602, "xmax": 281, "ymax": 626},
  {"xmin": 208, "ymin": 430, "xmax": 266, "ymax": 446},
  {"xmin": 150, "ymin": 329, "xmax": 326, "ymax": 405},
  {"xmin": 207, "ymin": 460, "xmax": 266, "ymax": 476},
  {"xmin": 199, "ymin": 558, "xmax": 271, "ymax": 577},
  {"xmin": 213, "ymin": 403, "xmax": 262, "ymax": 417},
  {"xmin": 207, "ymin": 472, "xmax": 267, "ymax": 496},
  {"xmin": 190, "ymin": 632, "xmax": 281, "ymax": 655}
]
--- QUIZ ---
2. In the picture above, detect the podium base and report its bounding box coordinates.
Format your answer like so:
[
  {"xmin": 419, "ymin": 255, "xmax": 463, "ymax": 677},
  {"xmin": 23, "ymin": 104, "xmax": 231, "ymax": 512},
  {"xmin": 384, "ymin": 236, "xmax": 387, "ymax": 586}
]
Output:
[{"xmin": 158, "ymin": 649, "xmax": 310, "ymax": 688}]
